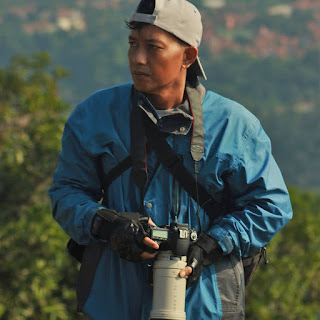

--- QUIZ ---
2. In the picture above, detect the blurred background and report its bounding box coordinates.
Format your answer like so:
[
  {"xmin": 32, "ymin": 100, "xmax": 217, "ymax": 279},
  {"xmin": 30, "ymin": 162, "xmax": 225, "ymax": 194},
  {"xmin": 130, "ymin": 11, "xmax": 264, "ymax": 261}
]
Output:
[{"xmin": 0, "ymin": 0, "xmax": 319, "ymax": 319}]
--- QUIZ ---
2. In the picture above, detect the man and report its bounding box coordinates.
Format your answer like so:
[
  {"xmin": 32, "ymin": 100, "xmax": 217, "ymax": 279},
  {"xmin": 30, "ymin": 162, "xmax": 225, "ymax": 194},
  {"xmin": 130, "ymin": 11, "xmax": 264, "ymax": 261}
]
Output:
[{"xmin": 49, "ymin": 0, "xmax": 293, "ymax": 319}]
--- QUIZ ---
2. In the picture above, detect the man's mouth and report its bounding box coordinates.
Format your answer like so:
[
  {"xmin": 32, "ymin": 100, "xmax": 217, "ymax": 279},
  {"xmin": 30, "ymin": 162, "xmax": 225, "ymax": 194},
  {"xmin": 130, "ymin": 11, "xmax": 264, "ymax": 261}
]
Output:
[{"xmin": 133, "ymin": 71, "xmax": 150, "ymax": 77}]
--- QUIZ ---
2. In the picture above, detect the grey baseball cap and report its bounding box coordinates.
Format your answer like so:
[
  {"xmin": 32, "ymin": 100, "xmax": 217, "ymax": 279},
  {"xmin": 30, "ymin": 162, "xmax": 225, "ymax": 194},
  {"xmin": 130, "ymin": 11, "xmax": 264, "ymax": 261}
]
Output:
[{"xmin": 129, "ymin": 0, "xmax": 207, "ymax": 80}]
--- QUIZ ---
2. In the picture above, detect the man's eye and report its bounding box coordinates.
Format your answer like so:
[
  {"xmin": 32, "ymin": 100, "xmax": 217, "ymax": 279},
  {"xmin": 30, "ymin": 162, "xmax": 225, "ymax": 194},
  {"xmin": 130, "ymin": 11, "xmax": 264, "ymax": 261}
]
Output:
[
  {"xmin": 149, "ymin": 44, "xmax": 162, "ymax": 50},
  {"xmin": 128, "ymin": 42, "xmax": 136, "ymax": 47}
]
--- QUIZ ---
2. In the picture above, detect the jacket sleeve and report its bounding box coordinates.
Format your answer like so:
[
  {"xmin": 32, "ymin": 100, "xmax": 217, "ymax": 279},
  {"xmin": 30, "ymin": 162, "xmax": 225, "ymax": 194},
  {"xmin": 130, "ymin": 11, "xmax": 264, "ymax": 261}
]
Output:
[
  {"xmin": 207, "ymin": 118, "xmax": 293, "ymax": 257},
  {"xmin": 48, "ymin": 119, "xmax": 105, "ymax": 245}
]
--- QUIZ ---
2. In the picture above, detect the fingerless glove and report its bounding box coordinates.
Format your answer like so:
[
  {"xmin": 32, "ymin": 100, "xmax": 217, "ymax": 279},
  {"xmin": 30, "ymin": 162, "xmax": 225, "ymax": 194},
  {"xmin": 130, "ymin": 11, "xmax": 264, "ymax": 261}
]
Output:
[
  {"xmin": 187, "ymin": 233, "xmax": 223, "ymax": 288},
  {"xmin": 91, "ymin": 208, "xmax": 150, "ymax": 261}
]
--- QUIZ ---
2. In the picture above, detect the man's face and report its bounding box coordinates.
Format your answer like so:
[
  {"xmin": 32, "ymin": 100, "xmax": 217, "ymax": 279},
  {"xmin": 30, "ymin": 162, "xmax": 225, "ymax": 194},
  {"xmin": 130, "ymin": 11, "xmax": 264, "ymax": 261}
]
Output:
[{"xmin": 128, "ymin": 24, "xmax": 186, "ymax": 97}]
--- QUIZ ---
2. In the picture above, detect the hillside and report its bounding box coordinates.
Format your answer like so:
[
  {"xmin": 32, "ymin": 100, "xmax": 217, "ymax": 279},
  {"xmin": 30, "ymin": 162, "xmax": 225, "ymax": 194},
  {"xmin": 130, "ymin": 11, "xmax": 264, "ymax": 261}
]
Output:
[
  {"xmin": 0, "ymin": 0, "xmax": 319, "ymax": 191},
  {"xmin": 1, "ymin": 54, "xmax": 319, "ymax": 320}
]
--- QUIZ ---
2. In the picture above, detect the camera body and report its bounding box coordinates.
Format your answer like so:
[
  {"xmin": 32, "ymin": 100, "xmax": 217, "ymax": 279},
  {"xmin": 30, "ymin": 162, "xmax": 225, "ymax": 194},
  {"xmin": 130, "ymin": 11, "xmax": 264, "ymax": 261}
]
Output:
[{"xmin": 147, "ymin": 222, "xmax": 197, "ymax": 256}]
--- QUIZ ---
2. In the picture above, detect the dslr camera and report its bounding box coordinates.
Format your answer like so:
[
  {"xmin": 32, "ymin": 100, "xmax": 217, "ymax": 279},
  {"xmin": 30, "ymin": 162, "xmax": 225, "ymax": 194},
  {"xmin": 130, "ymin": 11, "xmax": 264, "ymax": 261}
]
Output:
[
  {"xmin": 147, "ymin": 222, "xmax": 197, "ymax": 256},
  {"xmin": 147, "ymin": 222, "xmax": 198, "ymax": 320}
]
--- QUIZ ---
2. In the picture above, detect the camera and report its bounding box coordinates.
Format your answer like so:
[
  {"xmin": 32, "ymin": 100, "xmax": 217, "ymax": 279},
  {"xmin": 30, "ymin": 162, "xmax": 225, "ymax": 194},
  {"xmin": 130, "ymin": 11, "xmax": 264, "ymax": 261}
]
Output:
[
  {"xmin": 148, "ymin": 222, "xmax": 198, "ymax": 320},
  {"xmin": 147, "ymin": 222, "xmax": 197, "ymax": 256}
]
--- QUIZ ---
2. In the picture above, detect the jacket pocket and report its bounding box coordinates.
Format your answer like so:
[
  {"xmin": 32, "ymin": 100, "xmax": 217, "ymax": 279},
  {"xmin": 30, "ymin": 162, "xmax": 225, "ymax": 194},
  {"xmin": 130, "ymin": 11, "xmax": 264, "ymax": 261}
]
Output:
[{"xmin": 215, "ymin": 254, "xmax": 245, "ymax": 319}]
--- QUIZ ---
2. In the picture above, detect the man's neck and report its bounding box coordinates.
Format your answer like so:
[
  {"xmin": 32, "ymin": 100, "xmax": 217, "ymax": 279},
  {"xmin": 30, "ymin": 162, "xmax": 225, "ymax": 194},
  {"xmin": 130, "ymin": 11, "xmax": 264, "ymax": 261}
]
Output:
[{"xmin": 143, "ymin": 81, "xmax": 186, "ymax": 110}]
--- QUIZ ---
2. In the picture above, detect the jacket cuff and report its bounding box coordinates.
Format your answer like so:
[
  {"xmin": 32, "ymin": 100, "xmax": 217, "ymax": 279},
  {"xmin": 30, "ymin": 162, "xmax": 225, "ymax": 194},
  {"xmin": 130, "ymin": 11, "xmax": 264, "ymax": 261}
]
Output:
[
  {"xmin": 207, "ymin": 224, "xmax": 234, "ymax": 254},
  {"xmin": 82, "ymin": 205, "xmax": 106, "ymax": 239}
]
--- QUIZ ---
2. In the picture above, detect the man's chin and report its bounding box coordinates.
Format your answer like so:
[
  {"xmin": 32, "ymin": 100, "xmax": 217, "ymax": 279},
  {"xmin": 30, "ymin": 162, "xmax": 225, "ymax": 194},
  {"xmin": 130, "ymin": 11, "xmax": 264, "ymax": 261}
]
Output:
[{"xmin": 132, "ymin": 81, "xmax": 152, "ymax": 94}]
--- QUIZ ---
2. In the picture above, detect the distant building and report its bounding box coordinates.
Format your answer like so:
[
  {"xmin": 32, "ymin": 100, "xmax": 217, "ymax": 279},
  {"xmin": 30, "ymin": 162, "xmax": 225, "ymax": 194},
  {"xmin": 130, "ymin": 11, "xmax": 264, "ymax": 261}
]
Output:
[
  {"xmin": 7, "ymin": 4, "xmax": 36, "ymax": 19},
  {"xmin": 268, "ymin": 5, "xmax": 293, "ymax": 17},
  {"xmin": 23, "ymin": 21, "xmax": 57, "ymax": 35},
  {"xmin": 293, "ymin": 0, "xmax": 320, "ymax": 10},
  {"xmin": 203, "ymin": 0, "xmax": 226, "ymax": 9},
  {"xmin": 56, "ymin": 8, "xmax": 86, "ymax": 31}
]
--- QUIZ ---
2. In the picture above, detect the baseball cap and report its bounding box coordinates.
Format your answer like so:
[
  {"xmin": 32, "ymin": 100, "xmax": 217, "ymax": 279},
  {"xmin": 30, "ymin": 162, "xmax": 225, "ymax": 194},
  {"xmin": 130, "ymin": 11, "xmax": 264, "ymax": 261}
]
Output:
[{"xmin": 129, "ymin": 0, "xmax": 207, "ymax": 80}]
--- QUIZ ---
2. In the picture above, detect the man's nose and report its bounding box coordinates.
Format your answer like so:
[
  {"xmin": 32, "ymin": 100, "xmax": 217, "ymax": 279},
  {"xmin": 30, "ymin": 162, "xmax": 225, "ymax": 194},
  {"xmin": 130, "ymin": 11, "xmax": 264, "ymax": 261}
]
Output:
[{"xmin": 132, "ymin": 47, "xmax": 147, "ymax": 65}]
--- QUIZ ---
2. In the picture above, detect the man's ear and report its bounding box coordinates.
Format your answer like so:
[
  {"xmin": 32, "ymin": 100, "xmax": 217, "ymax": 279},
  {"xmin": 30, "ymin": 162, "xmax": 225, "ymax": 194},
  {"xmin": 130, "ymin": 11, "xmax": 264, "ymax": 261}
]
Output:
[{"xmin": 183, "ymin": 46, "xmax": 198, "ymax": 69}]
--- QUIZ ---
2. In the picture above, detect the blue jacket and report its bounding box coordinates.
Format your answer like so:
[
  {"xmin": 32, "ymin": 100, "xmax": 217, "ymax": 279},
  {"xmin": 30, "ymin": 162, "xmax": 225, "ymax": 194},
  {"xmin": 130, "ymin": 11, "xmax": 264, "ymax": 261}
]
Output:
[{"xmin": 49, "ymin": 83, "xmax": 292, "ymax": 319}]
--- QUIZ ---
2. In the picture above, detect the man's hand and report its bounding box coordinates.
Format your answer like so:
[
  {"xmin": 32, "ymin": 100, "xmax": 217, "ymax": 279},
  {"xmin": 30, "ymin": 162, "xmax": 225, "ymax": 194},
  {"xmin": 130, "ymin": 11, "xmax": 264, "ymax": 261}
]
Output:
[
  {"xmin": 91, "ymin": 209, "xmax": 159, "ymax": 262},
  {"xmin": 141, "ymin": 218, "xmax": 159, "ymax": 259},
  {"xmin": 110, "ymin": 215, "xmax": 160, "ymax": 261},
  {"xmin": 179, "ymin": 233, "xmax": 223, "ymax": 288},
  {"xmin": 180, "ymin": 244, "xmax": 204, "ymax": 288}
]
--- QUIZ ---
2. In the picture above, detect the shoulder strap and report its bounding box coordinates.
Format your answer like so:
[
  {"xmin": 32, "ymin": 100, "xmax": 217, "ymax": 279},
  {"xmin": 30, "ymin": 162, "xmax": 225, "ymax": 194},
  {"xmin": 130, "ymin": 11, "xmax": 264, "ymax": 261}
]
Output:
[
  {"xmin": 100, "ymin": 128, "xmax": 229, "ymax": 222},
  {"xmin": 100, "ymin": 156, "xmax": 132, "ymax": 206},
  {"xmin": 186, "ymin": 85, "xmax": 204, "ymax": 163},
  {"xmin": 100, "ymin": 156, "xmax": 132, "ymax": 191},
  {"xmin": 145, "ymin": 121, "xmax": 229, "ymax": 221}
]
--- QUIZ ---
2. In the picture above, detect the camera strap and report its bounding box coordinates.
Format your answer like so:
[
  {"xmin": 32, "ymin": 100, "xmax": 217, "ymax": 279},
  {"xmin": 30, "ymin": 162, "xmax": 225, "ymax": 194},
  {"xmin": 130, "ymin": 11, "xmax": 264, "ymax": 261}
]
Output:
[
  {"xmin": 144, "ymin": 120, "xmax": 229, "ymax": 223},
  {"xmin": 100, "ymin": 122, "xmax": 230, "ymax": 225},
  {"xmin": 101, "ymin": 84, "xmax": 230, "ymax": 223}
]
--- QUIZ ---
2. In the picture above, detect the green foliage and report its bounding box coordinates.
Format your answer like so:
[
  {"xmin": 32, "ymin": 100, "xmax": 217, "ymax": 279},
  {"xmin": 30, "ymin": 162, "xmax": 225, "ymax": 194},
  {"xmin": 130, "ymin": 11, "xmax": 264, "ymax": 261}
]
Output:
[
  {"xmin": 0, "ymin": 53, "xmax": 320, "ymax": 319},
  {"xmin": 202, "ymin": 50, "xmax": 320, "ymax": 113},
  {"xmin": 0, "ymin": 200, "xmax": 80, "ymax": 320},
  {"xmin": 0, "ymin": 53, "xmax": 68, "ymax": 210},
  {"xmin": 0, "ymin": 54, "xmax": 85, "ymax": 319},
  {"xmin": 246, "ymin": 187, "xmax": 320, "ymax": 319},
  {"xmin": 1, "ymin": 0, "xmax": 320, "ymax": 315},
  {"xmin": 248, "ymin": 9, "xmax": 312, "ymax": 37}
]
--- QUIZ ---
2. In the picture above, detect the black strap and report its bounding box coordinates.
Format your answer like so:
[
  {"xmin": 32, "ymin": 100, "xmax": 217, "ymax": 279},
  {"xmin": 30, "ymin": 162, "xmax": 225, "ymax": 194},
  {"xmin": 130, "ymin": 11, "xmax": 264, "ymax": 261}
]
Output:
[
  {"xmin": 101, "ymin": 124, "xmax": 229, "ymax": 222},
  {"xmin": 101, "ymin": 156, "xmax": 132, "ymax": 191},
  {"xmin": 76, "ymin": 242, "xmax": 105, "ymax": 311},
  {"xmin": 130, "ymin": 89, "xmax": 148, "ymax": 189},
  {"xmin": 145, "ymin": 121, "xmax": 228, "ymax": 221}
]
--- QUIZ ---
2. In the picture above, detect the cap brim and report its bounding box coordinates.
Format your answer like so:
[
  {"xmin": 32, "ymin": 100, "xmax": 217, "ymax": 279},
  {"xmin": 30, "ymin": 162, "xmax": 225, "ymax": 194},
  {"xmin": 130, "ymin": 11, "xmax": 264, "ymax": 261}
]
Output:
[{"xmin": 189, "ymin": 56, "xmax": 207, "ymax": 80}]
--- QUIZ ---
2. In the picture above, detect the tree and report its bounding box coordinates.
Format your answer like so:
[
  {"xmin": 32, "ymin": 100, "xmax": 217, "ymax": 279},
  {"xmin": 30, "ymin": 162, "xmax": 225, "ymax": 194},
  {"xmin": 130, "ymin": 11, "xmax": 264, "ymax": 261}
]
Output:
[
  {"xmin": 1, "ymin": 53, "xmax": 319, "ymax": 320},
  {"xmin": 0, "ymin": 53, "xmax": 85, "ymax": 319},
  {"xmin": 246, "ymin": 187, "xmax": 320, "ymax": 319}
]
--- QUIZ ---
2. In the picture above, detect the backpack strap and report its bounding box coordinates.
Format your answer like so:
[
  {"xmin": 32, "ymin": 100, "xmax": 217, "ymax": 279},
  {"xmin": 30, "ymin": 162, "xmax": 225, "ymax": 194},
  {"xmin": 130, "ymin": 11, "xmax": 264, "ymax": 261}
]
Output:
[
  {"xmin": 100, "ymin": 125, "xmax": 229, "ymax": 223},
  {"xmin": 145, "ymin": 120, "xmax": 229, "ymax": 222},
  {"xmin": 99, "ymin": 156, "xmax": 132, "ymax": 207},
  {"xmin": 101, "ymin": 156, "xmax": 132, "ymax": 191}
]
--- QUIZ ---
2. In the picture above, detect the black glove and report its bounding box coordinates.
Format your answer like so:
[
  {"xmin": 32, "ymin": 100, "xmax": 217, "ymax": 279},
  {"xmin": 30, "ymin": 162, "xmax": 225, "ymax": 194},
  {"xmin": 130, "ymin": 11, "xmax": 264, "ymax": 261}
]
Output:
[
  {"xmin": 91, "ymin": 208, "xmax": 152, "ymax": 262},
  {"xmin": 186, "ymin": 233, "xmax": 223, "ymax": 288}
]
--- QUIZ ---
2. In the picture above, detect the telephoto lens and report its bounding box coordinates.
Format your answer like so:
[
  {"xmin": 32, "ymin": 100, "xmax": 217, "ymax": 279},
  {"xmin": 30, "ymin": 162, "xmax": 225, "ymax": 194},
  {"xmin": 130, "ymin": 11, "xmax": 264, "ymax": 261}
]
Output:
[{"xmin": 150, "ymin": 251, "xmax": 187, "ymax": 320}]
